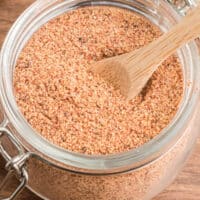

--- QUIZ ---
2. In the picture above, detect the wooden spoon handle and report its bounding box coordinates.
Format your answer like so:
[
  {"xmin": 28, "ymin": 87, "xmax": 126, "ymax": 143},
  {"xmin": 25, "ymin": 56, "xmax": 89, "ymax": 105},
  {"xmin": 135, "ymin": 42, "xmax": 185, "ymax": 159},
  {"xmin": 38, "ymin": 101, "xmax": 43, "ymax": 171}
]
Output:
[
  {"xmin": 124, "ymin": 4, "xmax": 200, "ymax": 81},
  {"xmin": 91, "ymin": 5, "xmax": 200, "ymax": 100}
]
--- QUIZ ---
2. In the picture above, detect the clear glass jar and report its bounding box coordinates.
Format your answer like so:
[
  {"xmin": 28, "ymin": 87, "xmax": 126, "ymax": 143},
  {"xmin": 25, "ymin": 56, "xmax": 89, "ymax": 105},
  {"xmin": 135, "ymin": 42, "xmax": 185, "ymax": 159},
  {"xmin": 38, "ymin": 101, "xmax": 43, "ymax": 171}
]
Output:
[{"xmin": 0, "ymin": 0, "xmax": 200, "ymax": 200}]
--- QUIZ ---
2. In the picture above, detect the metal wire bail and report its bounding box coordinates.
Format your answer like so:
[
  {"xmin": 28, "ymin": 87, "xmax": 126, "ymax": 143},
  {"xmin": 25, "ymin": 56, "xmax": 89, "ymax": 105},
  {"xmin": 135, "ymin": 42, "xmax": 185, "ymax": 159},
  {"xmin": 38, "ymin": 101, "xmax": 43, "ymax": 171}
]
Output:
[
  {"xmin": 167, "ymin": 0, "xmax": 196, "ymax": 14},
  {"xmin": 0, "ymin": 127, "xmax": 30, "ymax": 200}
]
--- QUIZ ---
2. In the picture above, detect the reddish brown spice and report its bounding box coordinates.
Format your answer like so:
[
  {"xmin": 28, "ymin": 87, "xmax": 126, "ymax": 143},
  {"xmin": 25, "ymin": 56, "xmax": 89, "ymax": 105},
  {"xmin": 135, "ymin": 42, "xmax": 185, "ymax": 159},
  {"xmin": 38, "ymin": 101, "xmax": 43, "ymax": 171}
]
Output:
[{"xmin": 14, "ymin": 6, "xmax": 183, "ymax": 155}]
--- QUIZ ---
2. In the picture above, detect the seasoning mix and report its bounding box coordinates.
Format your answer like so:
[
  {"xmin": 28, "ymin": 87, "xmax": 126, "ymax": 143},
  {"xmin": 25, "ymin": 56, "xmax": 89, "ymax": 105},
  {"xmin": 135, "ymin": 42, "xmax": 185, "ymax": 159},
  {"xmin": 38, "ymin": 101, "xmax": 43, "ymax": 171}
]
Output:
[{"xmin": 14, "ymin": 6, "xmax": 183, "ymax": 155}]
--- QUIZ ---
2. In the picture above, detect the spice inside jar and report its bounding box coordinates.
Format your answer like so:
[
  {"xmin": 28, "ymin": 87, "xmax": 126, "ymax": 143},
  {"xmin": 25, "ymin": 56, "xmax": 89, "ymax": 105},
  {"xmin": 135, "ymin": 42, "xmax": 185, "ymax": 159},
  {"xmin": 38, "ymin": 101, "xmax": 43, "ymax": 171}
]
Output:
[{"xmin": 14, "ymin": 6, "xmax": 183, "ymax": 155}]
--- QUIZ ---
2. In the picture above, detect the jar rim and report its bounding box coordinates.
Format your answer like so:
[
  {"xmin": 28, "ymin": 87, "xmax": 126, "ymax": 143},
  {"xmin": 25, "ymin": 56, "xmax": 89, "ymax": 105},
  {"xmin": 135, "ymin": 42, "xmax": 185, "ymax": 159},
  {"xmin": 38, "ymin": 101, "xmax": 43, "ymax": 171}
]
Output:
[{"xmin": 0, "ymin": 0, "xmax": 199, "ymax": 174}]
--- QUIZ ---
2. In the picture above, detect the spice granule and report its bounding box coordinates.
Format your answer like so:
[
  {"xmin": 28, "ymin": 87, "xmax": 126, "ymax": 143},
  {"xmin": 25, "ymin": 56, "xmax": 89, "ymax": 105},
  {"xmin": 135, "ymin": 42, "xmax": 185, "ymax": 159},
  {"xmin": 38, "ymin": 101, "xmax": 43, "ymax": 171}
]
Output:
[{"xmin": 14, "ymin": 6, "xmax": 183, "ymax": 155}]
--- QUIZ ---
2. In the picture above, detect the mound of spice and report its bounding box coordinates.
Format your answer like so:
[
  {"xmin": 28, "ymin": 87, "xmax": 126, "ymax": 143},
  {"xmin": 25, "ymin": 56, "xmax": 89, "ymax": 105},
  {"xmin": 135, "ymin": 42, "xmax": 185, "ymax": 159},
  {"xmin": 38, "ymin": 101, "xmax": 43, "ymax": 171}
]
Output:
[{"xmin": 14, "ymin": 6, "xmax": 183, "ymax": 155}]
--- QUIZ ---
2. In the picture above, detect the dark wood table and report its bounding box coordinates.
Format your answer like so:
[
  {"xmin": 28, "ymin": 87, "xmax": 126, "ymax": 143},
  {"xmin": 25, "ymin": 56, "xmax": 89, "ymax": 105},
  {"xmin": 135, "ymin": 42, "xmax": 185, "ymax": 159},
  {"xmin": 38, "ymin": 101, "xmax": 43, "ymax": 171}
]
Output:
[{"xmin": 0, "ymin": 1, "xmax": 200, "ymax": 199}]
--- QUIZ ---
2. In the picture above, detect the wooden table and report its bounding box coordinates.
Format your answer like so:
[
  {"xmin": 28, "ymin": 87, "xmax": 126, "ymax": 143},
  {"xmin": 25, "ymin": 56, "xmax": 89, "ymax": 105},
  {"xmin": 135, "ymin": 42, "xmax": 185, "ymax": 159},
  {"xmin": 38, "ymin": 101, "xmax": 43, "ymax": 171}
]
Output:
[{"xmin": 0, "ymin": 1, "xmax": 200, "ymax": 199}]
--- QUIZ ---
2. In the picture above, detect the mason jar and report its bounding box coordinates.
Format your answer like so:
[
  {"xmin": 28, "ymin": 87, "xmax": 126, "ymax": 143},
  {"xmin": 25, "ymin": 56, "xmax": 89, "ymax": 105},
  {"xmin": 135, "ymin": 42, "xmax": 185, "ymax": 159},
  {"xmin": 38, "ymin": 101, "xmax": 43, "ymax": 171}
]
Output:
[{"xmin": 0, "ymin": 0, "xmax": 200, "ymax": 200}]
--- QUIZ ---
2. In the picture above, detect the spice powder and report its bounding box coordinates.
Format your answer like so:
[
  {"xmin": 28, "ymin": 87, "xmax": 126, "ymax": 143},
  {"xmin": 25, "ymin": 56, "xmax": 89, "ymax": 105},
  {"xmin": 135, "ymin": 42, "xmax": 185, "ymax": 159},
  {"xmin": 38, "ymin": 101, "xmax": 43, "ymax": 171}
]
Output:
[{"xmin": 14, "ymin": 6, "xmax": 183, "ymax": 155}]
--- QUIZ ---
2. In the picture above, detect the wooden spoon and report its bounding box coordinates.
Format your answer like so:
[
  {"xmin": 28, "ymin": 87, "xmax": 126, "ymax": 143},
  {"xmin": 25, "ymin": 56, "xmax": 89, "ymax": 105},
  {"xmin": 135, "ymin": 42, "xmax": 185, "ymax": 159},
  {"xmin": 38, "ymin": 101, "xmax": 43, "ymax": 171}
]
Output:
[{"xmin": 91, "ymin": 5, "xmax": 200, "ymax": 100}]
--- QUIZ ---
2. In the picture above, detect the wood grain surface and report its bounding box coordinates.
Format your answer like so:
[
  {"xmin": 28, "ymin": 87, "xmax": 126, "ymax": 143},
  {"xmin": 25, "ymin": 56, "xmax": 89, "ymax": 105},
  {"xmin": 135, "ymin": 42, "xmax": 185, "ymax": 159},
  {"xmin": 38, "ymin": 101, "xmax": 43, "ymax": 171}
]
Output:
[{"xmin": 0, "ymin": 1, "xmax": 200, "ymax": 199}]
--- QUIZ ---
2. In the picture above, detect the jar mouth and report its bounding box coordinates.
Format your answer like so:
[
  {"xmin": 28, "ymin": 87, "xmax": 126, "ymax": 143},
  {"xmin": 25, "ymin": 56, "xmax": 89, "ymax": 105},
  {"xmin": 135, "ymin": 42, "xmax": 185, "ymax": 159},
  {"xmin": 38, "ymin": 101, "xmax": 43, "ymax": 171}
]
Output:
[{"xmin": 0, "ymin": 0, "xmax": 200, "ymax": 174}]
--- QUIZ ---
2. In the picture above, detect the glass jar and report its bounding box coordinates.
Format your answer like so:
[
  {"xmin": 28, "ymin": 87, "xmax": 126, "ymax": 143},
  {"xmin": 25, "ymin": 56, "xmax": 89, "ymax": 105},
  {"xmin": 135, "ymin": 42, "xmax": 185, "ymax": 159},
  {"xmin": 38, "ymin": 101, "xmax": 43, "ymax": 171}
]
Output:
[{"xmin": 0, "ymin": 0, "xmax": 200, "ymax": 200}]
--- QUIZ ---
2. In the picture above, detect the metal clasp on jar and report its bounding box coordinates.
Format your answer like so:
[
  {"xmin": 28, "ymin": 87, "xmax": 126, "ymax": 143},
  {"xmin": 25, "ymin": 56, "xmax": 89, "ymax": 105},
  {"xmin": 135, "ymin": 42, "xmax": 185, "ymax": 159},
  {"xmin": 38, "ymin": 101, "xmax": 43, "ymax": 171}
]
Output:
[
  {"xmin": 0, "ymin": 126, "xmax": 30, "ymax": 200},
  {"xmin": 167, "ymin": 0, "xmax": 198, "ymax": 15}
]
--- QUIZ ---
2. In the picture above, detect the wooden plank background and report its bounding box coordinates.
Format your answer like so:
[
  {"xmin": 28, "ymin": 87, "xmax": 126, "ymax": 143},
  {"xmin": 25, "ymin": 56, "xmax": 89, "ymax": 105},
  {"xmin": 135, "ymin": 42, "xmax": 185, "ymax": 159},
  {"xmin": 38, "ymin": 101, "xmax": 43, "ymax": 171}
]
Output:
[{"xmin": 0, "ymin": 0, "xmax": 199, "ymax": 199}]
